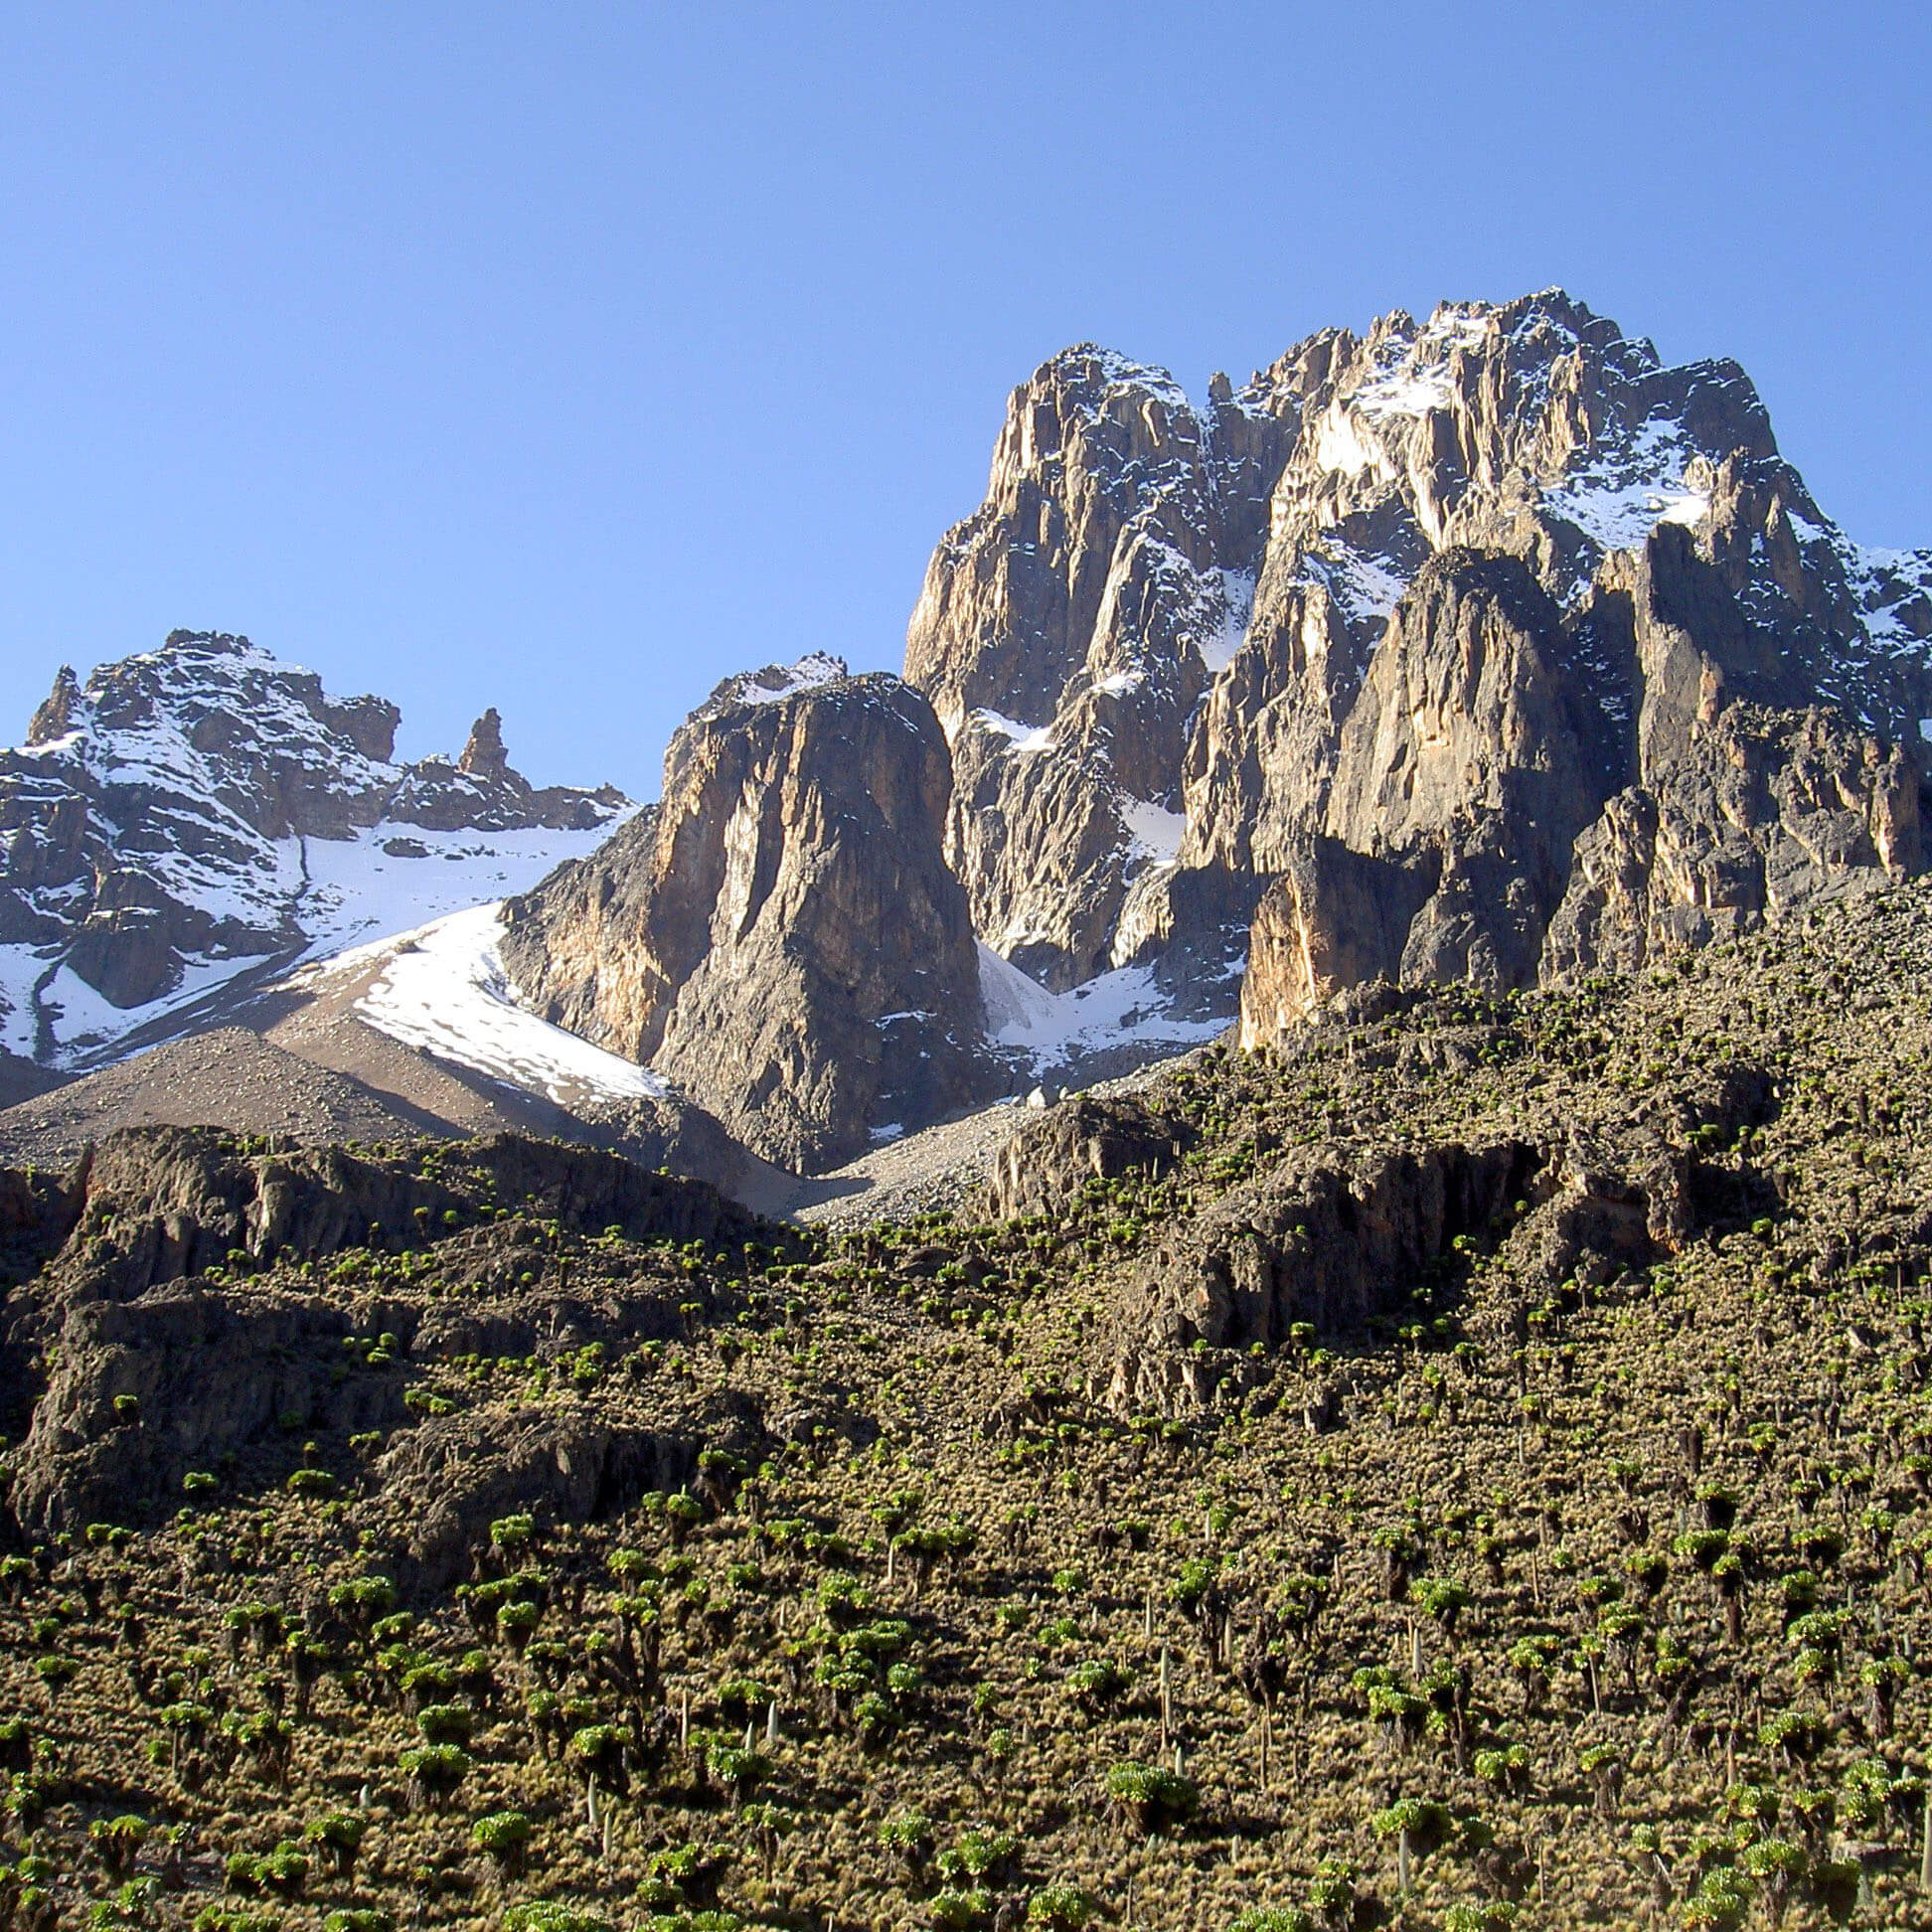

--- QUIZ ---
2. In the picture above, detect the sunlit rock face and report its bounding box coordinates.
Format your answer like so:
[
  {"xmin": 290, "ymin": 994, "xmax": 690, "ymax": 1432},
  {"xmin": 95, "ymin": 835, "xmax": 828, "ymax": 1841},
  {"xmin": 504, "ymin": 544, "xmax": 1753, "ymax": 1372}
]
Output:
[
  {"xmin": 893, "ymin": 293, "xmax": 1930, "ymax": 1044},
  {"xmin": 501, "ymin": 660, "xmax": 996, "ymax": 1172}
]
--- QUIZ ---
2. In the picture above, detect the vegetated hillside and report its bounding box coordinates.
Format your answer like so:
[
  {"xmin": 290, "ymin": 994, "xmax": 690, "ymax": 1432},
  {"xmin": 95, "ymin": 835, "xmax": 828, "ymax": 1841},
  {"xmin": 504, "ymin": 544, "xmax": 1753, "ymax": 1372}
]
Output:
[{"xmin": 3, "ymin": 883, "xmax": 1932, "ymax": 1932}]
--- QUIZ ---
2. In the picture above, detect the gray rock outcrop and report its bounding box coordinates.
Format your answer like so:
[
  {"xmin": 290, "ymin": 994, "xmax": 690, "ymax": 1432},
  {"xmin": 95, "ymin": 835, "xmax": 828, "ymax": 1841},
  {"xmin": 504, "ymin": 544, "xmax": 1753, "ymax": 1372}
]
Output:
[{"xmin": 501, "ymin": 660, "xmax": 997, "ymax": 1171}]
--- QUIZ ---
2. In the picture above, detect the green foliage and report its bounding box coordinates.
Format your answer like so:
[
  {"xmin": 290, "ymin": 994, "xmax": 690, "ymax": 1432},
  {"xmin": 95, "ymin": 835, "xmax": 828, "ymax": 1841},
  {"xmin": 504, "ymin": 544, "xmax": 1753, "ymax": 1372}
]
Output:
[
  {"xmin": 1443, "ymin": 1905, "xmax": 1517, "ymax": 1932},
  {"xmin": 501, "ymin": 1907, "xmax": 618, "ymax": 1932},
  {"xmin": 928, "ymin": 1889, "xmax": 993, "ymax": 1931},
  {"xmin": 1105, "ymin": 1761, "xmax": 1198, "ymax": 1832},
  {"xmin": 1026, "ymin": 1883, "xmax": 1095, "ymax": 1930},
  {"xmin": 470, "ymin": 1809, "xmax": 534, "ymax": 1866}
]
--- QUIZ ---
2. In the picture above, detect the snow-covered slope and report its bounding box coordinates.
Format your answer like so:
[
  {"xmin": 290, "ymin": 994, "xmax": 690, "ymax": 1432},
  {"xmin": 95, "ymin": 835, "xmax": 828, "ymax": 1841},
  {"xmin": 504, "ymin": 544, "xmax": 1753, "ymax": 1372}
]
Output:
[
  {"xmin": 287, "ymin": 903, "xmax": 668, "ymax": 1109},
  {"xmin": 0, "ymin": 631, "xmax": 628, "ymax": 1071}
]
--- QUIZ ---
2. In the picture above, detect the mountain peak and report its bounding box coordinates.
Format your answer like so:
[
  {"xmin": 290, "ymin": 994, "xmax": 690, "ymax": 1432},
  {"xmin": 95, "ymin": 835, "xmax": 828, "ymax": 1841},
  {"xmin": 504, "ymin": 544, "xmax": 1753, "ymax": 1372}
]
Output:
[
  {"xmin": 25, "ymin": 666, "xmax": 80, "ymax": 746},
  {"xmin": 161, "ymin": 627, "xmax": 256, "ymax": 655},
  {"xmin": 701, "ymin": 652, "xmax": 851, "ymax": 718},
  {"xmin": 0, "ymin": 631, "xmax": 626, "ymax": 1062}
]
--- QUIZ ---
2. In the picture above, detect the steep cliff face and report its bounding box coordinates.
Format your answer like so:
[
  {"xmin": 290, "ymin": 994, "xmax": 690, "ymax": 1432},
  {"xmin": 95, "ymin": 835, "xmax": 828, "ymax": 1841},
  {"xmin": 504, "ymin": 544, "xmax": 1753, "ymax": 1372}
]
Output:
[
  {"xmin": 501, "ymin": 658, "xmax": 994, "ymax": 1171},
  {"xmin": 905, "ymin": 349, "xmax": 1285, "ymax": 988},
  {"xmin": 904, "ymin": 293, "xmax": 1932, "ymax": 1048},
  {"xmin": 0, "ymin": 632, "xmax": 626, "ymax": 1066}
]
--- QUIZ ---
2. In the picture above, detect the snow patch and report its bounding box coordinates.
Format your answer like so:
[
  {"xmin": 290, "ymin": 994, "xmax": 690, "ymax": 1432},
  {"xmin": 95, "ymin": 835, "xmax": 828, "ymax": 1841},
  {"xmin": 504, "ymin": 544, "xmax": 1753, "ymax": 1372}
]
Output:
[
  {"xmin": 1082, "ymin": 348, "xmax": 1196, "ymax": 417},
  {"xmin": 1541, "ymin": 417, "xmax": 1710, "ymax": 554},
  {"xmin": 970, "ymin": 710, "xmax": 1055, "ymax": 754},
  {"xmin": 979, "ymin": 951, "xmax": 1225, "ymax": 1074},
  {"xmin": 26, "ymin": 953, "xmax": 248, "ymax": 1062},
  {"xmin": 1329, "ymin": 550, "xmax": 1409, "ymax": 625},
  {"xmin": 713, "ymin": 652, "xmax": 848, "ymax": 709},
  {"xmin": 0, "ymin": 944, "xmax": 47, "ymax": 1059},
  {"xmin": 1119, "ymin": 797, "xmax": 1186, "ymax": 867},
  {"xmin": 294, "ymin": 815, "xmax": 634, "ymax": 964},
  {"xmin": 304, "ymin": 903, "xmax": 667, "ymax": 1106},
  {"xmin": 977, "ymin": 941, "xmax": 1060, "ymax": 1038},
  {"xmin": 1356, "ymin": 367, "xmax": 1455, "ymax": 420},
  {"xmin": 1345, "ymin": 307, "xmax": 1486, "ymax": 426},
  {"xmin": 1314, "ymin": 404, "xmax": 1382, "ymax": 479},
  {"xmin": 1198, "ymin": 569, "xmax": 1254, "ymax": 674}
]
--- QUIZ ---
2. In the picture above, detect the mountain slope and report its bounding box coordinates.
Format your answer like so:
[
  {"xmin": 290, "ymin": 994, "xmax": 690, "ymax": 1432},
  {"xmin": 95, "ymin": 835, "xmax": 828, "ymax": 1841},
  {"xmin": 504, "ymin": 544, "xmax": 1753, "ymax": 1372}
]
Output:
[
  {"xmin": 494, "ymin": 291, "xmax": 1932, "ymax": 1168},
  {"xmin": 0, "ymin": 631, "xmax": 628, "ymax": 1072},
  {"xmin": 5, "ymin": 879, "xmax": 1932, "ymax": 1927}
]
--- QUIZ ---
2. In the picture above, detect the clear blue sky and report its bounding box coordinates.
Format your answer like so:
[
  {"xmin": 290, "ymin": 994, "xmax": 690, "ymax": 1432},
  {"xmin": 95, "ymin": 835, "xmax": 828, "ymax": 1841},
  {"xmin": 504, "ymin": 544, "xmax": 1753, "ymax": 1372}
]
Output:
[{"xmin": 1, "ymin": 2, "xmax": 1926, "ymax": 796}]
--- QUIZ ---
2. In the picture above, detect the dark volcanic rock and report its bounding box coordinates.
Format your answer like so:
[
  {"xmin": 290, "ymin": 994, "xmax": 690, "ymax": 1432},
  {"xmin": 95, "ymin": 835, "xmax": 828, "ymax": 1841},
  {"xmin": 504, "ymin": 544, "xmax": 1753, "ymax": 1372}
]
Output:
[
  {"xmin": 984, "ymin": 1093, "xmax": 1195, "ymax": 1220},
  {"xmin": 1077, "ymin": 1018, "xmax": 1790, "ymax": 1414},
  {"xmin": 9, "ymin": 1281, "xmax": 406, "ymax": 1534},
  {"xmin": 0, "ymin": 1124, "xmax": 784, "ymax": 1534},
  {"xmin": 372, "ymin": 1392, "xmax": 765, "ymax": 1594},
  {"xmin": 1105, "ymin": 1138, "xmax": 1544, "ymax": 1413},
  {"xmin": 35, "ymin": 1124, "xmax": 761, "ymax": 1301}
]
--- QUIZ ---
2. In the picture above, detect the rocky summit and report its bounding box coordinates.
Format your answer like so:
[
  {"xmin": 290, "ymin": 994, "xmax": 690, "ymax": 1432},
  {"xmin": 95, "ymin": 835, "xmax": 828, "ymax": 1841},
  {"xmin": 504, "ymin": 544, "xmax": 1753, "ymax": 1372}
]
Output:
[
  {"xmin": 903, "ymin": 292, "xmax": 1930, "ymax": 1046},
  {"xmin": 499, "ymin": 659, "xmax": 996, "ymax": 1174},
  {"xmin": 5, "ymin": 289, "xmax": 1932, "ymax": 1188},
  {"xmin": 479, "ymin": 291, "xmax": 1932, "ymax": 1174},
  {"xmin": 0, "ymin": 632, "xmax": 626, "ymax": 1084}
]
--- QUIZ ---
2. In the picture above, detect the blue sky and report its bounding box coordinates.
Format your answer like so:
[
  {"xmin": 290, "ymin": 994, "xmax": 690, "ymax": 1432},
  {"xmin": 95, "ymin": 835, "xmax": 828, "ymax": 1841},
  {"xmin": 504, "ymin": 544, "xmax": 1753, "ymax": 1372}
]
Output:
[{"xmin": 1, "ymin": 3, "xmax": 1926, "ymax": 795}]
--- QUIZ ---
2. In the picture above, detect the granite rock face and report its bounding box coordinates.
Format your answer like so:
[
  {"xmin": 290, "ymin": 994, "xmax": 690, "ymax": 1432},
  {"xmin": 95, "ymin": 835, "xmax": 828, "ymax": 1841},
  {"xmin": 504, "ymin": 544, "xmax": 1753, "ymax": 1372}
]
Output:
[
  {"xmin": 501, "ymin": 658, "xmax": 996, "ymax": 1172},
  {"xmin": 0, "ymin": 632, "xmax": 626, "ymax": 1060},
  {"xmin": 905, "ymin": 347, "xmax": 1278, "ymax": 988},
  {"xmin": 896, "ymin": 292, "xmax": 1932, "ymax": 1047},
  {"xmin": 14, "ymin": 294, "xmax": 1932, "ymax": 1159}
]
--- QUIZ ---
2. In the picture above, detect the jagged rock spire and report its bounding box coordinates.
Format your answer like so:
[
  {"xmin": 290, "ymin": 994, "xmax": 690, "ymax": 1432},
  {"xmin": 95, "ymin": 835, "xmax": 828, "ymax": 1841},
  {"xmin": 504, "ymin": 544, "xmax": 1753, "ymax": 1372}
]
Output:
[
  {"xmin": 457, "ymin": 708, "xmax": 511, "ymax": 782},
  {"xmin": 26, "ymin": 667, "xmax": 80, "ymax": 746}
]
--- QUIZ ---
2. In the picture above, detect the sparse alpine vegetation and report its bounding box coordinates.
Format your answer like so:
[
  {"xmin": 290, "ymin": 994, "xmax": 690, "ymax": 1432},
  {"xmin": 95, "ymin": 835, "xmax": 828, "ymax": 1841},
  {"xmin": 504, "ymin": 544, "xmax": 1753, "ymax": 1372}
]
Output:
[{"xmin": 5, "ymin": 883, "xmax": 1932, "ymax": 1928}]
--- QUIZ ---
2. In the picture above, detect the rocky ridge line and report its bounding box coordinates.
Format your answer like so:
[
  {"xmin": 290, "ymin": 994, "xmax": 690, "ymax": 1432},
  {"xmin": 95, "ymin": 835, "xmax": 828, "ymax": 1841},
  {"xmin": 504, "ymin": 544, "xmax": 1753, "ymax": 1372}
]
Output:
[{"xmin": 0, "ymin": 630, "xmax": 627, "ymax": 1073}]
